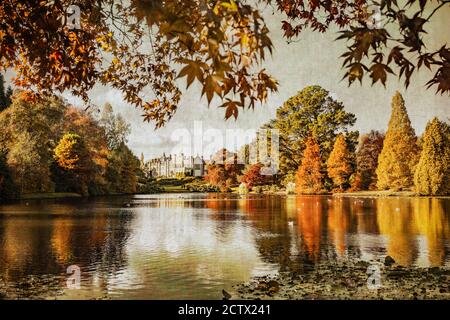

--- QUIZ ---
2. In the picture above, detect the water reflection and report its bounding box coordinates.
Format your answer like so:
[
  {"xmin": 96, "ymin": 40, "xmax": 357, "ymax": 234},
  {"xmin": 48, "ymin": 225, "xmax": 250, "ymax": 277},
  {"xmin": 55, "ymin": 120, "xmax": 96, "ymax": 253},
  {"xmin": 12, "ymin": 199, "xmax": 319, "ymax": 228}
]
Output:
[{"xmin": 0, "ymin": 194, "xmax": 448, "ymax": 299}]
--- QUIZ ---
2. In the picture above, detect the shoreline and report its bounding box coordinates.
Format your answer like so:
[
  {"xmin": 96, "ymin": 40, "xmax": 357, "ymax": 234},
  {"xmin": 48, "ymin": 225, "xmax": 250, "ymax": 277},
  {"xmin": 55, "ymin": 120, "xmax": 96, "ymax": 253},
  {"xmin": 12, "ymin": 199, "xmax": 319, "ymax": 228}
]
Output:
[
  {"xmin": 228, "ymin": 258, "xmax": 450, "ymax": 300},
  {"xmin": 6, "ymin": 190, "xmax": 450, "ymax": 202}
]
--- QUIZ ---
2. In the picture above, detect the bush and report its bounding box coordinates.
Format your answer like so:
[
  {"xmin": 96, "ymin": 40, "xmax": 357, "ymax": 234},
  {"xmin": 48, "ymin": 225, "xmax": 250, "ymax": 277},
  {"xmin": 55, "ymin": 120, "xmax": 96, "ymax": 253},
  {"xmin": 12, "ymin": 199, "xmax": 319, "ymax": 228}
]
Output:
[
  {"xmin": 238, "ymin": 182, "xmax": 249, "ymax": 195},
  {"xmin": 138, "ymin": 181, "xmax": 164, "ymax": 194},
  {"xmin": 286, "ymin": 182, "xmax": 296, "ymax": 195},
  {"xmin": 185, "ymin": 180, "xmax": 220, "ymax": 192}
]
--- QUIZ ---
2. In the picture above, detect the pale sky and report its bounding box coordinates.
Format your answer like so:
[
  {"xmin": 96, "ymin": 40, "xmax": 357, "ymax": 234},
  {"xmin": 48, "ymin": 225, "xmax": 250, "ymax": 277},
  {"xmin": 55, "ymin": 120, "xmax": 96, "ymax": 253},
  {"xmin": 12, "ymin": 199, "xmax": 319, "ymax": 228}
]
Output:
[{"xmin": 5, "ymin": 5, "xmax": 449, "ymax": 160}]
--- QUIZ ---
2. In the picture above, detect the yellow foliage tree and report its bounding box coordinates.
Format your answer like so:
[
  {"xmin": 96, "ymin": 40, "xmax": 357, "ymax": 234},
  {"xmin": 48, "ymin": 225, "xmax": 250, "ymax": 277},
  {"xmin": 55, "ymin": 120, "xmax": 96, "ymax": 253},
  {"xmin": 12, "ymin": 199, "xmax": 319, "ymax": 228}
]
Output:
[
  {"xmin": 414, "ymin": 118, "xmax": 450, "ymax": 196},
  {"xmin": 54, "ymin": 133, "xmax": 92, "ymax": 195},
  {"xmin": 327, "ymin": 135, "xmax": 353, "ymax": 191},
  {"xmin": 376, "ymin": 92, "xmax": 419, "ymax": 191}
]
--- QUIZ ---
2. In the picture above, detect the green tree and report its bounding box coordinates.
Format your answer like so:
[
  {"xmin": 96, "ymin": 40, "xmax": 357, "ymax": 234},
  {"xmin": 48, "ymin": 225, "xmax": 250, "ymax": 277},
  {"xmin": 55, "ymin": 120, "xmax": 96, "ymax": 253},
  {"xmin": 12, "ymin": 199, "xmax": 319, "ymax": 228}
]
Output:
[
  {"xmin": 0, "ymin": 74, "xmax": 12, "ymax": 112},
  {"xmin": 54, "ymin": 133, "xmax": 93, "ymax": 195},
  {"xmin": 7, "ymin": 132, "xmax": 53, "ymax": 193},
  {"xmin": 376, "ymin": 92, "xmax": 419, "ymax": 191},
  {"xmin": 268, "ymin": 85, "xmax": 358, "ymax": 180},
  {"xmin": 295, "ymin": 136, "xmax": 323, "ymax": 194},
  {"xmin": 106, "ymin": 143, "xmax": 139, "ymax": 194},
  {"xmin": 414, "ymin": 118, "xmax": 450, "ymax": 196},
  {"xmin": 0, "ymin": 94, "xmax": 66, "ymax": 193},
  {"xmin": 355, "ymin": 130, "xmax": 385, "ymax": 190},
  {"xmin": 327, "ymin": 135, "xmax": 354, "ymax": 191},
  {"xmin": 100, "ymin": 103, "xmax": 131, "ymax": 150},
  {"xmin": 0, "ymin": 150, "xmax": 15, "ymax": 200}
]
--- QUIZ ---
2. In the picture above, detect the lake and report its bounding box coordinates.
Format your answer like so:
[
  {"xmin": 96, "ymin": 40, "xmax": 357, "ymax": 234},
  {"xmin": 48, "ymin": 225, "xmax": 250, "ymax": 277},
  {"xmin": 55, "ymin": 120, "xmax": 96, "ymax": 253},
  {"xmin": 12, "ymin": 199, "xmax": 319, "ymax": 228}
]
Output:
[{"xmin": 0, "ymin": 193, "xmax": 449, "ymax": 299}]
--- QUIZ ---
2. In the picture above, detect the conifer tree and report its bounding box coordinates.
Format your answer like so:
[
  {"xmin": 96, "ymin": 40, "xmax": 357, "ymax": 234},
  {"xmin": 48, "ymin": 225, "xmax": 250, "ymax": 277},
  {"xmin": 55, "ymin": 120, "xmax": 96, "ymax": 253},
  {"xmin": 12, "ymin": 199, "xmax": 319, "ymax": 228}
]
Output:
[
  {"xmin": 376, "ymin": 92, "xmax": 419, "ymax": 191},
  {"xmin": 0, "ymin": 74, "xmax": 7, "ymax": 112},
  {"xmin": 414, "ymin": 118, "xmax": 450, "ymax": 196},
  {"xmin": 356, "ymin": 130, "xmax": 385, "ymax": 190},
  {"xmin": 296, "ymin": 136, "xmax": 323, "ymax": 194},
  {"xmin": 327, "ymin": 135, "xmax": 353, "ymax": 191}
]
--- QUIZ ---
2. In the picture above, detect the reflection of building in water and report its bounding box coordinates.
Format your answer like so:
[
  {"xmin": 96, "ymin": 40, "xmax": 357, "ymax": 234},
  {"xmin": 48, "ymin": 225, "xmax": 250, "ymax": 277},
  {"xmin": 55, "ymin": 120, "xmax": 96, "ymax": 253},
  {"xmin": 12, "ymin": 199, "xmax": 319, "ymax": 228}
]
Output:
[{"xmin": 143, "ymin": 154, "xmax": 206, "ymax": 178}]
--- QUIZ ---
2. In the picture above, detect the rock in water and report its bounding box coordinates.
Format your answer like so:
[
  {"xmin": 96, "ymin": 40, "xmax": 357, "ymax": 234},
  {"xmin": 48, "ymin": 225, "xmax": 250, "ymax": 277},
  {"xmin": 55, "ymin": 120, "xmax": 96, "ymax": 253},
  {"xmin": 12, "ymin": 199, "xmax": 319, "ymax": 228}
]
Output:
[
  {"xmin": 384, "ymin": 255, "xmax": 396, "ymax": 266},
  {"xmin": 222, "ymin": 289, "xmax": 231, "ymax": 300}
]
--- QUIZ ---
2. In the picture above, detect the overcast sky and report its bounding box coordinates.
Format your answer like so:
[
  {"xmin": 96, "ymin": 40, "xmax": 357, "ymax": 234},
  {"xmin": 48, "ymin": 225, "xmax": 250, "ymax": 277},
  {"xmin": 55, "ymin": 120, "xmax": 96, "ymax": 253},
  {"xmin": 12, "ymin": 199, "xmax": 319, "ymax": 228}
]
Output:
[{"xmin": 6, "ymin": 5, "xmax": 449, "ymax": 160}]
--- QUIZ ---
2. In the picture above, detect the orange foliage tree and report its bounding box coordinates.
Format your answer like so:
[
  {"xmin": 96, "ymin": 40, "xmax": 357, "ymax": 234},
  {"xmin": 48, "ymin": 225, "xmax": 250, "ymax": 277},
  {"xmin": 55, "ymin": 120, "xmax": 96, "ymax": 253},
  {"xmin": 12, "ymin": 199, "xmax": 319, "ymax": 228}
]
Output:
[
  {"xmin": 240, "ymin": 163, "xmax": 271, "ymax": 190},
  {"xmin": 296, "ymin": 137, "xmax": 323, "ymax": 194},
  {"xmin": 327, "ymin": 135, "xmax": 354, "ymax": 191}
]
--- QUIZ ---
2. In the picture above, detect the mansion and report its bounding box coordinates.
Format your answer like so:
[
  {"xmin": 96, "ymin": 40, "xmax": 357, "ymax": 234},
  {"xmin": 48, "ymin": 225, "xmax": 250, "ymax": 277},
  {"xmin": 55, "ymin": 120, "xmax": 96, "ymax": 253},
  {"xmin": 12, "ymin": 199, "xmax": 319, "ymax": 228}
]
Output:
[{"xmin": 144, "ymin": 154, "xmax": 206, "ymax": 178}]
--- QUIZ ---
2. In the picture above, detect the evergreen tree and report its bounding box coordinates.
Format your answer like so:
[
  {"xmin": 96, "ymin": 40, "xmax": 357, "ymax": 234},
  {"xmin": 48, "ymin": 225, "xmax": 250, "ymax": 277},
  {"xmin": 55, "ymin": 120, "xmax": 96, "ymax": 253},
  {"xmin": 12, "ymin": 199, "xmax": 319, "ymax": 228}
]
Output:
[
  {"xmin": 376, "ymin": 92, "xmax": 419, "ymax": 191},
  {"xmin": 0, "ymin": 150, "xmax": 16, "ymax": 200},
  {"xmin": 296, "ymin": 136, "xmax": 323, "ymax": 194},
  {"xmin": 414, "ymin": 118, "xmax": 450, "ymax": 196},
  {"xmin": 355, "ymin": 130, "xmax": 385, "ymax": 190},
  {"xmin": 268, "ymin": 86, "xmax": 358, "ymax": 180},
  {"xmin": 100, "ymin": 103, "xmax": 131, "ymax": 150},
  {"xmin": 106, "ymin": 143, "xmax": 139, "ymax": 194},
  {"xmin": 0, "ymin": 74, "xmax": 8, "ymax": 111},
  {"xmin": 327, "ymin": 135, "xmax": 353, "ymax": 191},
  {"xmin": 5, "ymin": 86, "xmax": 12, "ymax": 107}
]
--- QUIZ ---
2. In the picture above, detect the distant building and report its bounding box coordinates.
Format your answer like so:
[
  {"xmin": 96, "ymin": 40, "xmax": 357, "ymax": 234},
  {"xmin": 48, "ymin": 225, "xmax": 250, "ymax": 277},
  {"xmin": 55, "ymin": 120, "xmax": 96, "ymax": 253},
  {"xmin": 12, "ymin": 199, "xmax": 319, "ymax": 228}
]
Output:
[{"xmin": 145, "ymin": 153, "xmax": 206, "ymax": 178}]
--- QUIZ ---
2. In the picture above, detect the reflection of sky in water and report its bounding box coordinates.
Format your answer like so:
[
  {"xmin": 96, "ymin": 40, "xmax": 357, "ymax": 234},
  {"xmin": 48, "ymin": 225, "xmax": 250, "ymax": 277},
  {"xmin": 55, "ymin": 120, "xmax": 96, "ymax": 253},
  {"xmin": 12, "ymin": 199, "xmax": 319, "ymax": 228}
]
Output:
[{"xmin": 0, "ymin": 194, "xmax": 449, "ymax": 299}]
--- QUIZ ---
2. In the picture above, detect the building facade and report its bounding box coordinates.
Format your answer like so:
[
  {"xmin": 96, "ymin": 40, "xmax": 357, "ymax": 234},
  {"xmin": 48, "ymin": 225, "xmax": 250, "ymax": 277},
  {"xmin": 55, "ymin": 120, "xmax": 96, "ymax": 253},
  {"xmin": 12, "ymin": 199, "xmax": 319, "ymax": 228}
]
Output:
[{"xmin": 145, "ymin": 154, "xmax": 205, "ymax": 178}]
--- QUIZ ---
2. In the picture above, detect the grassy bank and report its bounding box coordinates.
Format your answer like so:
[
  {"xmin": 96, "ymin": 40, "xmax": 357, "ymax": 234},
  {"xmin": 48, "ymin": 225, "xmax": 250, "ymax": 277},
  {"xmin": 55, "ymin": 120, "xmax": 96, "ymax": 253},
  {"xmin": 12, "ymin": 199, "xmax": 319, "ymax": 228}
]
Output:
[
  {"xmin": 162, "ymin": 185, "xmax": 190, "ymax": 193},
  {"xmin": 333, "ymin": 190, "xmax": 450, "ymax": 199}
]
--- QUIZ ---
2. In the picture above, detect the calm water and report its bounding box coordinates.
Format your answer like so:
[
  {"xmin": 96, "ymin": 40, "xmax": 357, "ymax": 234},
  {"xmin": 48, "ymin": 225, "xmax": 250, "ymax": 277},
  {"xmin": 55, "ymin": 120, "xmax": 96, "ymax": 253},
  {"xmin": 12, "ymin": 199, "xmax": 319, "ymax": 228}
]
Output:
[{"xmin": 0, "ymin": 193, "xmax": 449, "ymax": 299}]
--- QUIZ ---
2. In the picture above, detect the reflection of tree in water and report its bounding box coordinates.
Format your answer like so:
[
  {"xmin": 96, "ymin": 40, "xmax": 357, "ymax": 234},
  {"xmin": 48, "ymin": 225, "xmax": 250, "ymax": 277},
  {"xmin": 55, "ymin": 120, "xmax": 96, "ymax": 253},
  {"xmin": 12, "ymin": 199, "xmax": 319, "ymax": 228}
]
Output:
[
  {"xmin": 412, "ymin": 198, "xmax": 450, "ymax": 266},
  {"xmin": 238, "ymin": 195, "xmax": 293, "ymax": 272},
  {"xmin": 0, "ymin": 198, "xmax": 134, "ymax": 298},
  {"xmin": 328, "ymin": 198, "xmax": 353, "ymax": 256},
  {"xmin": 376, "ymin": 198, "xmax": 418, "ymax": 266}
]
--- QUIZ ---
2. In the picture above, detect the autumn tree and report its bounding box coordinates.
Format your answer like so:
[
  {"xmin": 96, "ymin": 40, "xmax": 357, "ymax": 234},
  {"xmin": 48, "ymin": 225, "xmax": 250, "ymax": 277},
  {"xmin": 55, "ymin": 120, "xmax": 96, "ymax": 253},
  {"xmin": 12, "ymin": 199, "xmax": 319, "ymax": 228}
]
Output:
[
  {"xmin": 0, "ymin": 0, "xmax": 277, "ymax": 127},
  {"xmin": 376, "ymin": 92, "xmax": 419, "ymax": 190},
  {"xmin": 414, "ymin": 118, "xmax": 450, "ymax": 195},
  {"xmin": 54, "ymin": 133, "xmax": 93, "ymax": 195},
  {"xmin": 268, "ymin": 86, "xmax": 358, "ymax": 182},
  {"xmin": 240, "ymin": 163, "xmax": 271, "ymax": 190},
  {"xmin": 327, "ymin": 135, "xmax": 354, "ymax": 191},
  {"xmin": 61, "ymin": 106, "xmax": 110, "ymax": 192},
  {"xmin": 296, "ymin": 136, "xmax": 323, "ymax": 194},
  {"xmin": 355, "ymin": 130, "xmax": 385, "ymax": 190},
  {"xmin": 1, "ymin": 1, "xmax": 447, "ymax": 131},
  {"xmin": 204, "ymin": 160, "xmax": 243, "ymax": 192},
  {"xmin": 275, "ymin": 0, "xmax": 450, "ymax": 94}
]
